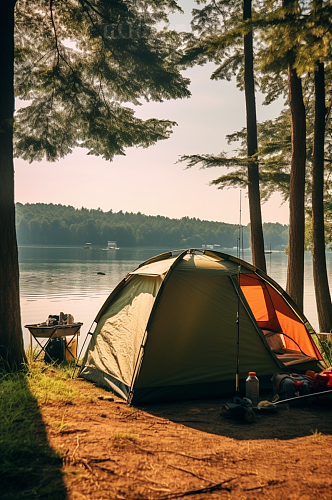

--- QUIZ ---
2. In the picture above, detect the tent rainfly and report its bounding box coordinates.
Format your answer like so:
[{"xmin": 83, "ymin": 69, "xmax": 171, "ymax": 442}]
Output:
[{"xmin": 79, "ymin": 249, "xmax": 326, "ymax": 404}]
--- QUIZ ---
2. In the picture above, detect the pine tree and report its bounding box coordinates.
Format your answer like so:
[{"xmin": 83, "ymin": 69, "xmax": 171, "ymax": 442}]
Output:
[
  {"xmin": 244, "ymin": 0, "xmax": 266, "ymax": 271},
  {"xmin": 260, "ymin": 0, "xmax": 332, "ymax": 319},
  {"xmin": 0, "ymin": 1, "xmax": 25, "ymax": 368},
  {"xmin": 284, "ymin": 0, "xmax": 306, "ymax": 313},
  {"xmin": 206, "ymin": 110, "xmax": 292, "ymax": 203},
  {"xmin": 305, "ymin": 0, "xmax": 332, "ymax": 331},
  {"xmin": 311, "ymin": 58, "xmax": 332, "ymax": 331},
  {"xmin": 0, "ymin": 0, "xmax": 190, "ymax": 369},
  {"xmin": 179, "ymin": 0, "xmax": 266, "ymax": 272},
  {"xmin": 256, "ymin": 0, "xmax": 306, "ymax": 310}
]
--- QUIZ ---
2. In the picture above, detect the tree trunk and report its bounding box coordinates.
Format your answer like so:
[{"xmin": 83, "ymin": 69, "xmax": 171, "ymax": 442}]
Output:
[
  {"xmin": 243, "ymin": 0, "xmax": 266, "ymax": 272},
  {"xmin": 312, "ymin": 61, "xmax": 332, "ymax": 332},
  {"xmin": 0, "ymin": 0, "xmax": 27, "ymax": 369},
  {"xmin": 285, "ymin": 62, "xmax": 306, "ymax": 312}
]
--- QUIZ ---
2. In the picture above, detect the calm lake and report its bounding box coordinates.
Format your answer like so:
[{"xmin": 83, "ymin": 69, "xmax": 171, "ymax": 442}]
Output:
[{"xmin": 19, "ymin": 245, "xmax": 332, "ymax": 351}]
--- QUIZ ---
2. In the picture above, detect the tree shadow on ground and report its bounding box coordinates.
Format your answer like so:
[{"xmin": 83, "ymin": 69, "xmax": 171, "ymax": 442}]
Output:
[
  {"xmin": 0, "ymin": 371, "xmax": 67, "ymax": 500},
  {"xmin": 140, "ymin": 396, "xmax": 332, "ymax": 441}
]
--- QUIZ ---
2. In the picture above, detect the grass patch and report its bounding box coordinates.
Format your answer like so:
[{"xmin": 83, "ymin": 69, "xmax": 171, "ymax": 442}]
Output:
[
  {"xmin": 320, "ymin": 340, "xmax": 332, "ymax": 366},
  {"xmin": 0, "ymin": 359, "xmax": 78, "ymax": 499},
  {"xmin": 26, "ymin": 361, "xmax": 78, "ymax": 404},
  {"xmin": 310, "ymin": 429, "xmax": 324, "ymax": 443},
  {"xmin": 51, "ymin": 410, "xmax": 69, "ymax": 433},
  {"xmin": 112, "ymin": 431, "xmax": 139, "ymax": 442}
]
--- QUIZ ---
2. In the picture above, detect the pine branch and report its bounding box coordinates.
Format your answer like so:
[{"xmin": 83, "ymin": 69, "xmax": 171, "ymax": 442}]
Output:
[{"xmin": 49, "ymin": 0, "xmax": 60, "ymax": 67}]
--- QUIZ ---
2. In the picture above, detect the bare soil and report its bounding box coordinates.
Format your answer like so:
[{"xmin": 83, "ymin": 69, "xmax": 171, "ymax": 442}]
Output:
[{"xmin": 40, "ymin": 379, "xmax": 332, "ymax": 500}]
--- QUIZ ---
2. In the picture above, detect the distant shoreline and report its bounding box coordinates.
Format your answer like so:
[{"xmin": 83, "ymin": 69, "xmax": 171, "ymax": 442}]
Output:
[{"xmin": 15, "ymin": 202, "xmax": 289, "ymax": 250}]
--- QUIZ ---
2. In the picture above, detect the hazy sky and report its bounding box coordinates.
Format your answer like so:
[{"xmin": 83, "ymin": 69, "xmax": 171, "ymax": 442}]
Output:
[{"xmin": 14, "ymin": 0, "xmax": 289, "ymax": 226}]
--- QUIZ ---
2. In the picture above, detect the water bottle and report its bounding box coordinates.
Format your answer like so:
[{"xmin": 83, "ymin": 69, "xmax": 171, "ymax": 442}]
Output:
[{"xmin": 246, "ymin": 372, "xmax": 259, "ymax": 404}]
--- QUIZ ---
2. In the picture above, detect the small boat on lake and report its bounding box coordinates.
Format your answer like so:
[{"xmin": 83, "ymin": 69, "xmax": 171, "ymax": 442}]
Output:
[
  {"xmin": 202, "ymin": 244, "xmax": 220, "ymax": 250},
  {"xmin": 83, "ymin": 243, "xmax": 92, "ymax": 249},
  {"xmin": 102, "ymin": 241, "xmax": 120, "ymax": 250}
]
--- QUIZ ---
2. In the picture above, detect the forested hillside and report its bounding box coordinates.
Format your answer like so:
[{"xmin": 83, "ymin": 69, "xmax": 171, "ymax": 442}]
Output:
[{"xmin": 15, "ymin": 203, "xmax": 289, "ymax": 249}]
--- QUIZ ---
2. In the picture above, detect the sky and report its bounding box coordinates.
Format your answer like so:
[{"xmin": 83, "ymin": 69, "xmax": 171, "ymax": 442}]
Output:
[{"xmin": 14, "ymin": 0, "xmax": 289, "ymax": 226}]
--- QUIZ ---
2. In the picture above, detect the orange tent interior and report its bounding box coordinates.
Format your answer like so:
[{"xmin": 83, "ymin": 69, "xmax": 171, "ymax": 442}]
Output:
[{"xmin": 239, "ymin": 274, "xmax": 322, "ymax": 366}]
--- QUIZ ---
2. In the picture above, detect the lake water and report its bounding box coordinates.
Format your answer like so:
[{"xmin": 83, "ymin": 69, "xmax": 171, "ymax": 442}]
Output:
[{"xmin": 19, "ymin": 245, "xmax": 332, "ymax": 351}]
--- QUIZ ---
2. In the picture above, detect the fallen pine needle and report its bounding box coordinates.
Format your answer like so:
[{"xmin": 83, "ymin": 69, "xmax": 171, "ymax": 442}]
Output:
[
  {"xmin": 148, "ymin": 487, "xmax": 171, "ymax": 492},
  {"xmin": 135, "ymin": 446, "xmax": 211, "ymax": 461},
  {"xmin": 80, "ymin": 459, "xmax": 94, "ymax": 474},
  {"xmin": 156, "ymin": 478, "xmax": 236, "ymax": 499},
  {"xmin": 71, "ymin": 434, "xmax": 80, "ymax": 462},
  {"xmin": 89, "ymin": 457, "xmax": 117, "ymax": 463},
  {"xmin": 92, "ymin": 464, "xmax": 115, "ymax": 474},
  {"xmin": 143, "ymin": 475, "xmax": 169, "ymax": 487},
  {"xmin": 243, "ymin": 484, "xmax": 266, "ymax": 491},
  {"xmin": 122, "ymin": 410, "xmax": 139, "ymax": 419},
  {"xmin": 168, "ymin": 464, "xmax": 210, "ymax": 482}
]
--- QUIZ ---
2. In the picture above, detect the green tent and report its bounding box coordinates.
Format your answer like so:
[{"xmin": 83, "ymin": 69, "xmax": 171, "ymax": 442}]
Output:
[{"xmin": 79, "ymin": 249, "xmax": 325, "ymax": 403}]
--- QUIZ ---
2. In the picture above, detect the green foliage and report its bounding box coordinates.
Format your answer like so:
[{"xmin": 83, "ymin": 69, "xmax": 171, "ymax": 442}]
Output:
[
  {"xmin": 319, "ymin": 339, "xmax": 332, "ymax": 365},
  {"xmin": 26, "ymin": 363, "xmax": 78, "ymax": 404},
  {"xmin": 181, "ymin": 0, "xmax": 246, "ymax": 89},
  {"xmin": 258, "ymin": 221, "xmax": 289, "ymax": 248},
  {"xmin": 179, "ymin": 109, "xmax": 292, "ymax": 202},
  {"xmin": 14, "ymin": 0, "xmax": 191, "ymax": 162},
  {"xmin": 180, "ymin": 1, "xmax": 332, "ymax": 214},
  {"xmin": 257, "ymin": 1, "xmax": 332, "ymax": 100},
  {"xmin": 15, "ymin": 202, "xmax": 290, "ymax": 249}
]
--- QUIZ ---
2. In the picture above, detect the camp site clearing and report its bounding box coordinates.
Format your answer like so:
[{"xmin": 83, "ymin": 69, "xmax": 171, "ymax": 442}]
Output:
[
  {"xmin": 8, "ymin": 249, "xmax": 331, "ymax": 499},
  {"xmin": 36, "ymin": 375, "xmax": 332, "ymax": 500},
  {"xmin": 41, "ymin": 250, "xmax": 331, "ymax": 499}
]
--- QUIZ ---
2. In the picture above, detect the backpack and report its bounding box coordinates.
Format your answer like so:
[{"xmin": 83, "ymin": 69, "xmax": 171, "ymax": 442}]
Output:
[
  {"xmin": 305, "ymin": 368, "xmax": 332, "ymax": 392},
  {"xmin": 44, "ymin": 337, "xmax": 66, "ymax": 364},
  {"xmin": 271, "ymin": 372, "xmax": 313, "ymax": 401}
]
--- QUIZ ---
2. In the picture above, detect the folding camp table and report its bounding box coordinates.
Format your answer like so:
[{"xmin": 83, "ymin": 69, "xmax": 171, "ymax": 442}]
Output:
[{"xmin": 25, "ymin": 323, "xmax": 82, "ymax": 361}]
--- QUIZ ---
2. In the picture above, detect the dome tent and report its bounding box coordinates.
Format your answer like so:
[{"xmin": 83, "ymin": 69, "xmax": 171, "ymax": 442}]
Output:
[{"xmin": 79, "ymin": 249, "xmax": 325, "ymax": 404}]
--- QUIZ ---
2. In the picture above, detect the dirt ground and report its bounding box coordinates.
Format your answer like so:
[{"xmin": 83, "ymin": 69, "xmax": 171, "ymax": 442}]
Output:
[{"xmin": 39, "ymin": 378, "xmax": 332, "ymax": 500}]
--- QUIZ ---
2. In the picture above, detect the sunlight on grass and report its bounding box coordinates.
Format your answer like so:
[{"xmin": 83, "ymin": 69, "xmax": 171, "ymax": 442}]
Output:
[
  {"xmin": 51, "ymin": 410, "xmax": 69, "ymax": 433},
  {"xmin": 310, "ymin": 429, "xmax": 324, "ymax": 443},
  {"xmin": 112, "ymin": 431, "xmax": 139, "ymax": 441},
  {"xmin": 26, "ymin": 361, "xmax": 78, "ymax": 404}
]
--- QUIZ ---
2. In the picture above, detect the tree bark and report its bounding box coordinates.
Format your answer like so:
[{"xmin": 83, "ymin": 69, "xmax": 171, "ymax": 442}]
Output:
[
  {"xmin": 243, "ymin": 0, "xmax": 266, "ymax": 272},
  {"xmin": 312, "ymin": 61, "xmax": 332, "ymax": 332},
  {"xmin": 285, "ymin": 62, "xmax": 306, "ymax": 312},
  {"xmin": 0, "ymin": 0, "xmax": 27, "ymax": 369}
]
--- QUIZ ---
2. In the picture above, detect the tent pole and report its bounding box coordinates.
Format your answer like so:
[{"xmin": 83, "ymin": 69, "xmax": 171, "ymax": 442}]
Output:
[
  {"xmin": 235, "ymin": 190, "xmax": 242, "ymax": 392},
  {"xmin": 72, "ymin": 320, "xmax": 95, "ymax": 378},
  {"xmin": 236, "ymin": 264, "xmax": 241, "ymax": 393}
]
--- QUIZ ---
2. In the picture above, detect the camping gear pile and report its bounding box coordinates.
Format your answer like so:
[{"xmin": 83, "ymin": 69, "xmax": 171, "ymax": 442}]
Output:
[
  {"xmin": 25, "ymin": 312, "xmax": 80, "ymax": 363},
  {"xmin": 272, "ymin": 367, "xmax": 332, "ymax": 400},
  {"xmin": 78, "ymin": 249, "xmax": 329, "ymax": 404},
  {"xmin": 44, "ymin": 313, "xmax": 79, "ymax": 363},
  {"xmin": 222, "ymin": 367, "xmax": 332, "ymax": 422},
  {"xmin": 44, "ymin": 336, "xmax": 66, "ymax": 364}
]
